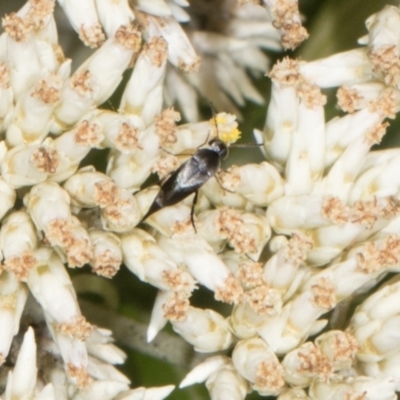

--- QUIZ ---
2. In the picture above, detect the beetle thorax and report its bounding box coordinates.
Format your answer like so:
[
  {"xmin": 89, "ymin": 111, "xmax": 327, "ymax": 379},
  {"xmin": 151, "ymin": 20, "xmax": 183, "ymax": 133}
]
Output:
[{"xmin": 208, "ymin": 139, "xmax": 228, "ymax": 159}]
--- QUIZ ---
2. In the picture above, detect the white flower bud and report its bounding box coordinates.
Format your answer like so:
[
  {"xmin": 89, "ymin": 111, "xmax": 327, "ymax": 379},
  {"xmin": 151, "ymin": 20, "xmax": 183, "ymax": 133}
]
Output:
[
  {"xmin": 89, "ymin": 230, "xmax": 122, "ymax": 278},
  {"xmin": 64, "ymin": 167, "xmax": 119, "ymax": 208},
  {"xmin": 147, "ymin": 291, "xmax": 169, "ymax": 342},
  {"xmin": 1, "ymin": 138, "xmax": 59, "ymax": 188},
  {"xmin": 54, "ymin": 25, "xmax": 141, "ymax": 128},
  {"xmin": 88, "ymin": 110, "xmax": 145, "ymax": 153},
  {"xmin": 27, "ymin": 247, "xmax": 86, "ymax": 328},
  {"xmin": 361, "ymin": 351, "xmax": 400, "ymax": 391},
  {"xmin": 36, "ymin": 383, "xmax": 56, "ymax": 400},
  {"xmin": 24, "ymin": 182, "xmax": 92, "ymax": 266},
  {"xmin": 28, "ymin": 248, "xmax": 92, "ymax": 387},
  {"xmin": 87, "ymin": 357, "xmax": 129, "ymax": 383},
  {"xmin": 0, "ymin": 271, "xmax": 28, "ymax": 364},
  {"xmin": 135, "ymin": 0, "xmax": 171, "ymax": 17},
  {"xmin": 277, "ymin": 388, "xmax": 311, "ymax": 400},
  {"xmin": 65, "ymin": 217, "xmax": 92, "ymax": 267},
  {"xmin": 0, "ymin": 63, "xmax": 14, "ymax": 132},
  {"xmin": 365, "ymin": 5, "xmax": 400, "ymax": 87},
  {"xmin": 165, "ymin": 66, "xmax": 199, "ymax": 122},
  {"xmin": 232, "ymin": 338, "xmax": 285, "ymax": 396},
  {"xmin": 0, "ymin": 176, "xmax": 15, "ymax": 221},
  {"xmin": 220, "ymin": 162, "xmax": 284, "ymax": 207},
  {"xmin": 57, "ymin": 0, "xmax": 105, "ymax": 48},
  {"xmin": 106, "ymin": 121, "xmax": 160, "ymax": 191},
  {"xmin": 263, "ymin": 63, "xmax": 298, "ymax": 169},
  {"xmin": 158, "ymin": 234, "xmax": 243, "ymax": 304},
  {"xmin": 6, "ymin": 74, "xmax": 62, "ymax": 147},
  {"xmin": 263, "ymin": 233, "xmax": 312, "ymax": 299},
  {"xmin": 116, "ymin": 385, "xmax": 175, "ymax": 400},
  {"xmin": 263, "ymin": 0, "xmax": 307, "ymax": 49},
  {"xmin": 171, "ymin": 306, "xmax": 233, "ymax": 352},
  {"xmin": 267, "ymin": 195, "xmax": 335, "ymax": 234},
  {"xmin": 101, "ymin": 188, "xmax": 141, "ymax": 232},
  {"xmin": 142, "ymin": 202, "xmax": 193, "ymax": 237},
  {"xmin": 306, "ymin": 222, "xmax": 368, "ymax": 267},
  {"xmin": 135, "ymin": 186, "xmax": 161, "ymax": 219},
  {"xmin": 120, "ymin": 229, "xmax": 195, "ymax": 294},
  {"xmin": 2, "ymin": 14, "xmax": 42, "ymax": 99},
  {"xmin": 318, "ymin": 135, "xmax": 375, "ymax": 202},
  {"xmin": 349, "ymin": 280, "xmax": 400, "ymax": 362},
  {"xmin": 315, "ymin": 330, "xmax": 359, "ymax": 371},
  {"xmin": 349, "ymin": 151, "xmax": 400, "ymax": 204},
  {"xmin": 94, "ymin": 0, "xmax": 135, "ymax": 38},
  {"xmin": 228, "ymin": 301, "xmax": 267, "ymax": 339},
  {"xmin": 86, "ymin": 327, "xmax": 126, "ymax": 365},
  {"xmin": 5, "ymin": 327, "xmax": 37, "ymax": 399},
  {"xmin": 24, "ymin": 181, "xmax": 71, "ymax": 239},
  {"xmin": 206, "ymin": 363, "xmax": 249, "ymax": 400},
  {"xmin": 324, "ymin": 100, "xmax": 390, "ymax": 170},
  {"xmin": 197, "ymin": 208, "xmax": 271, "ymax": 260},
  {"xmin": 51, "ymin": 120, "xmax": 104, "ymax": 182},
  {"xmin": 258, "ymin": 276, "xmax": 333, "ymax": 354},
  {"xmin": 144, "ymin": 15, "xmax": 200, "ymax": 72},
  {"xmin": 180, "ymin": 356, "xmax": 230, "ymax": 388},
  {"xmin": 286, "ymin": 88, "xmax": 326, "ymax": 195},
  {"xmin": 107, "ymin": 150, "xmax": 157, "ymax": 192},
  {"xmin": 298, "ymin": 49, "xmax": 373, "ymax": 88},
  {"xmin": 201, "ymin": 177, "xmax": 249, "ymax": 210},
  {"xmin": 282, "ymin": 342, "xmax": 333, "ymax": 388},
  {"xmin": 120, "ymin": 36, "xmax": 168, "ymax": 125},
  {"xmin": 309, "ymin": 376, "xmax": 397, "ymax": 400},
  {"xmin": 0, "ymin": 210, "xmax": 38, "ymax": 281},
  {"xmin": 336, "ymin": 82, "xmax": 397, "ymax": 113},
  {"xmin": 71, "ymin": 380, "xmax": 129, "ymax": 400}
]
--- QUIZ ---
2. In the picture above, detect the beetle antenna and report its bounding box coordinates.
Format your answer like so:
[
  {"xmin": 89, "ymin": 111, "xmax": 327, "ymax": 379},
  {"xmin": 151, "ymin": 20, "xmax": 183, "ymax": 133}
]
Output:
[{"xmin": 209, "ymin": 102, "xmax": 220, "ymax": 140}]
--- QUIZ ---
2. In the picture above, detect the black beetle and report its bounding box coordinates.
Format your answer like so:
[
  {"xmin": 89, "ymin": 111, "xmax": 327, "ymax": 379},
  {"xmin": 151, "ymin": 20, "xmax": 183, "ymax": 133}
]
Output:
[{"xmin": 141, "ymin": 138, "xmax": 229, "ymax": 231}]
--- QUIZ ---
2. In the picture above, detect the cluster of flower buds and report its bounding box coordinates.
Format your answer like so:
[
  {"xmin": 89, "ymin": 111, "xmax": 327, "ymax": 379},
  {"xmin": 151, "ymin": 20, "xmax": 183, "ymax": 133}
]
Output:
[
  {"xmin": 0, "ymin": 0, "xmax": 309, "ymax": 399},
  {"xmin": 2, "ymin": 0, "xmax": 400, "ymax": 399}
]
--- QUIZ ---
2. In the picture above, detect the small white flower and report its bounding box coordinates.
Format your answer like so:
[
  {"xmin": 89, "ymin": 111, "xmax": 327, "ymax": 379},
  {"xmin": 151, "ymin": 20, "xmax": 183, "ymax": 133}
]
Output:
[
  {"xmin": 309, "ymin": 376, "xmax": 397, "ymax": 400},
  {"xmin": 0, "ymin": 210, "xmax": 38, "ymax": 281},
  {"xmin": 6, "ymin": 74, "xmax": 62, "ymax": 147},
  {"xmin": 0, "ymin": 271, "xmax": 28, "ymax": 365},
  {"xmin": 147, "ymin": 290, "xmax": 169, "ymax": 342},
  {"xmin": 282, "ymin": 341, "xmax": 333, "ymax": 387},
  {"xmin": 180, "ymin": 355, "xmax": 230, "ymax": 388},
  {"xmin": 115, "ymin": 385, "xmax": 175, "ymax": 400},
  {"xmin": 4, "ymin": 327, "xmax": 37, "ymax": 400},
  {"xmin": 53, "ymin": 25, "xmax": 141, "ymax": 129},
  {"xmin": 120, "ymin": 228, "xmax": 195, "ymax": 294},
  {"xmin": 1, "ymin": 138, "xmax": 59, "ymax": 188},
  {"xmin": 119, "ymin": 36, "xmax": 168, "ymax": 126},
  {"xmin": 94, "ymin": 0, "xmax": 135, "ymax": 38},
  {"xmin": 64, "ymin": 166, "xmax": 119, "ymax": 209},
  {"xmin": 206, "ymin": 363, "xmax": 249, "ymax": 400},
  {"xmin": 232, "ymin": 337, "xmax": 285, "ymax": 396},
  {"xmin": 158, "ymin": 234, "xmax": 243, "ymax": 304},
  {"xmin": 51, "ymin": 120, "xmax": 104, "ymax": 182},
  {"xmin": 171, "ymin": 306, "xmax": 233, "ymax": 352},
  {"xmin": 349, "ymin": 280, "xmax": 400, "ymax": 362},
  {"xmin": 70, "ymin": 380, "xmax": 129, "ymax": 400},
  {"xmin": 2, "ymin": 13, "xmax": 43, "ymax": 99},
  {"xmin": 57, "ymin": 0, "xmax": 105, "ymax": 48},
  {"xmin": 143, "ymin": 14, "xmax": 200, "ymax": 72}
]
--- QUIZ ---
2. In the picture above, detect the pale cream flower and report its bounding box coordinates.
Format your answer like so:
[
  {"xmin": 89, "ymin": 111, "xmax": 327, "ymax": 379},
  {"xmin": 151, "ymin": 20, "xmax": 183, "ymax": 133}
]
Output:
[{"xmin": 2, "ymin": 1, "xmax": 400, "ymax": 399}]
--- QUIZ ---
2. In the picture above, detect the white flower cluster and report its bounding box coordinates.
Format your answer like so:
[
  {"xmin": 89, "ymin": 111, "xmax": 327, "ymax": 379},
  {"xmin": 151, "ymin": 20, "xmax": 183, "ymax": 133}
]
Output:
[
  {"xmin": 0, "ymin": 0, "xmax": 305, "ymax": 399},
  {"xmin": 2, "ymin": 0, "xmax": 400, "ymax": 400}
]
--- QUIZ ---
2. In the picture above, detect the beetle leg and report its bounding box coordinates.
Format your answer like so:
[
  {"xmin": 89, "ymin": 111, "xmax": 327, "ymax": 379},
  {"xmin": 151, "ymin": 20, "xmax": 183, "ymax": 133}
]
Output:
[{"xmin": 190, "ymin": 190, "xmax": 199, "ymax": 233}]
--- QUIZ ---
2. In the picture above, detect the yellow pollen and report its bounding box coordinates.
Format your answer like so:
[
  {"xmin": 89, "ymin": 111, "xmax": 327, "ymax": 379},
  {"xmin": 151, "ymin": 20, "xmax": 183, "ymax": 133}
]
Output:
[{"xmin": 212, "ymin": 113, "xmax": 241, "ymax": 144}]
